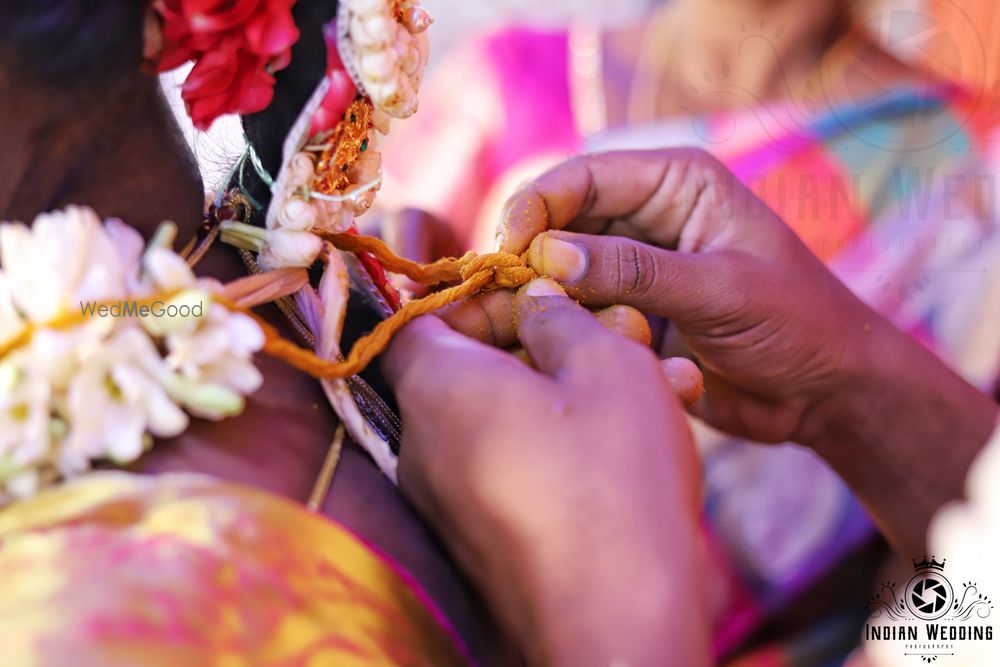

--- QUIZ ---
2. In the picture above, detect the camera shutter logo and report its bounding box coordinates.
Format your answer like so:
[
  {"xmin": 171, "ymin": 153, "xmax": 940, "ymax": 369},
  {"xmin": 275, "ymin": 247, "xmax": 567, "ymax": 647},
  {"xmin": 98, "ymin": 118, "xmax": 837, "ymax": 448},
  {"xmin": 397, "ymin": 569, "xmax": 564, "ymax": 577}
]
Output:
[{"xmin": 905, "ymin": 558, "xmax": 953, "ymax": 621}]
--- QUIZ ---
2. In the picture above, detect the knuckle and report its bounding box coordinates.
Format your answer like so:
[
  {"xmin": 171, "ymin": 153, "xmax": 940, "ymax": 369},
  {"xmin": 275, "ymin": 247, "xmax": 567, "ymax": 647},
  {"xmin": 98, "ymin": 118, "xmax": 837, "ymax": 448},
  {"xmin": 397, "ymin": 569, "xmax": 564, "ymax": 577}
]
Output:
[
  {"xmin": 676, "ymin": 149, "xmax": 729, "ymax": 196},
  {"xmin": 613, "ymin": 241, "xmax": 661, "ymax": 303},
  {"xmin": 569, "ymin": 330, "xmax": 627, "ymax": 369},
  {"xmin": 564, "ymin": 339, "xmax": 609, "ymax": 371},
  {"xmin": 542, "ymin": 154, "xmax": 591, "ymax": 189},
  {"xmin": 568, "ymin": 330, "xmax": 664, "ymax": 389},
  {"xmin": 675, "ymin": 146, "xmax": 725, "ymax": 174},
  {"xmin": 653, "ymin": 146, "xmax": 722, "ymax": 177}
]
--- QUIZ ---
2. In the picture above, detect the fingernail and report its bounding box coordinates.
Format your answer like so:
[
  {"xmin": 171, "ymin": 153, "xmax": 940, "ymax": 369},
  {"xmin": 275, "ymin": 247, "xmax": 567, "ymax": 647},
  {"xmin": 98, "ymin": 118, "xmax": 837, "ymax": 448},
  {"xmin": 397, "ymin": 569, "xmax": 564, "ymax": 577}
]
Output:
[
  {"xmin": 520, "ymin": 277, "xmax": 568, "ymax": 297},
  {"xmin": 528, "ymin": 235, "xmax": 587, "ymax": 283}
]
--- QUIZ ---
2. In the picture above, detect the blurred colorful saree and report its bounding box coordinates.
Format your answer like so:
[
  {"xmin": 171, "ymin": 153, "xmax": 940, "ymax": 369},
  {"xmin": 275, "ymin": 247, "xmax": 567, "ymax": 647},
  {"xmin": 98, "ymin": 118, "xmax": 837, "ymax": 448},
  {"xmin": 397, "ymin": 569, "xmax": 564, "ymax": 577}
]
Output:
[{"xmin": 0, "ymin": 472, "xmax": 467, "ymax": 666}]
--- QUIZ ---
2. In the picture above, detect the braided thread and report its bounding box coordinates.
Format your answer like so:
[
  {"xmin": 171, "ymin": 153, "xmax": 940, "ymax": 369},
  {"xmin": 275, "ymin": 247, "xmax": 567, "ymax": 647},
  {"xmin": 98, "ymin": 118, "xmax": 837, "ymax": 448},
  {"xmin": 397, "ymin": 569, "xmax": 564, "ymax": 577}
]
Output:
[
  {"xmin": 257, "ymin": 234, "xmax": 537, "ymax": 379},
  {"xmin": 0, "ymin": 236, "xmax": 538, "ymax": 382}
]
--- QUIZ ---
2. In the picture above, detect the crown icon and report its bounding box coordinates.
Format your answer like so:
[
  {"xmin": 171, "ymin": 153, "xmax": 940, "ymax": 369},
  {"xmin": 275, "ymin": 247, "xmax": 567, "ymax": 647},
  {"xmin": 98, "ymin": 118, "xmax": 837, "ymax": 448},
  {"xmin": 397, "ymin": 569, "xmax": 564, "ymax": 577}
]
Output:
[{"xmin": 913, "ymin": 556, "xmax": 947, "ymax": 572}]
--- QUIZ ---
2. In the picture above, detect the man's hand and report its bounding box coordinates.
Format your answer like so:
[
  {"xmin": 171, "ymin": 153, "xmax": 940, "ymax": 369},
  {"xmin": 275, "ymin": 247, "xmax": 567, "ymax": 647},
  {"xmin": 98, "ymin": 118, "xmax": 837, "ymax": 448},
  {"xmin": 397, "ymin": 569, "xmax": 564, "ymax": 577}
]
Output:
[
  {"xmin": 496, "ymin": 149, "xmax": 999, "ymax": 556},
  {"xmin": 384, "ymin": 280, "xmax": 711, "ymax": 667},
  {"xmin": 498, "ymin": 148, "xmax": 877, "ymax": 445}
]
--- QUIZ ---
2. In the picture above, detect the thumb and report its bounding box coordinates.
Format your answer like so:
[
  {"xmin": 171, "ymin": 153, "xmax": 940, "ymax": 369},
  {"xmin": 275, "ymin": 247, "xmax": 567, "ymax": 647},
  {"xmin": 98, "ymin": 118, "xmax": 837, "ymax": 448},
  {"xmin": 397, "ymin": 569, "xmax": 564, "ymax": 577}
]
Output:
[
  {"xmin": 525, "ymin": 230, "xmax": 737, "ymax": 324},
  {"xmin": 513, "ymin": 278, "xmax": 620, "ymax": 380}
]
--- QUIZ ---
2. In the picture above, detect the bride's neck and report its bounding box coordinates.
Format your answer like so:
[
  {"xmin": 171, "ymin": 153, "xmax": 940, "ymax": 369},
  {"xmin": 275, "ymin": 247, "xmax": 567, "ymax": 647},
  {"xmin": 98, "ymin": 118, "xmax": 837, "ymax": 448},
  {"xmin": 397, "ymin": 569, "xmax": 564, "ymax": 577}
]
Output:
[{"xmin": 0, "ymin": 70, "xmax": 204, "ymax": 240}]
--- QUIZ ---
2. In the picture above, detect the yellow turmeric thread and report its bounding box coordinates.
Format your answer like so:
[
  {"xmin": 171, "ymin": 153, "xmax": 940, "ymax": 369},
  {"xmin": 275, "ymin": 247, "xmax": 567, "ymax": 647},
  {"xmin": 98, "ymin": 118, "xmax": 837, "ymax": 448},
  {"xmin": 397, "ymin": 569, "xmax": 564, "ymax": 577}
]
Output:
[
  {"xmin": 0, "ymin": 237, "xmax": 535, "ymax": 382},
  {"xmin": 0, "ymin": 290, "xmax": 184, "ymax": 359},
  {"xmin": 249, "ymin": 233, "xmax": 536, "ymax": 379}
]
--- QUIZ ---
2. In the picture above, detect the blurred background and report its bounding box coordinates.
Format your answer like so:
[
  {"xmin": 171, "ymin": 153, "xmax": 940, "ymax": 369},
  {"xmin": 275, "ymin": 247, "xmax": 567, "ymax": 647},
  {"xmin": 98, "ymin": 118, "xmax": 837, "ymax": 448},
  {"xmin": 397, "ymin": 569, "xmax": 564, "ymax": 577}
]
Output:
[
  {"xmin": 165, "ymin": 0, "xmax": 651, "ymax": 188},
  {"xmin": 167, "ymin": 0, "xmax": 1000, "ymax": 191},
  {"xmin": 416, "ymin": 0, "xmax": 648, "ymax": 60}
]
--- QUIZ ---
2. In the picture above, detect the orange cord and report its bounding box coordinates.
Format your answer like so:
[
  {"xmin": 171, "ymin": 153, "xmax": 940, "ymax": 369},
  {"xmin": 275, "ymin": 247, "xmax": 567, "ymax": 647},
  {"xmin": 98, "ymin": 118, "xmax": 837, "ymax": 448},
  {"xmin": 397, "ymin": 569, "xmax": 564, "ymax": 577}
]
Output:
[
  {"xmin": 0, "ymin": 290, "xmax": 183, "ymax": 359},
  {"xmin": 0, "ymin": 237, "xmax": 537, "ymax": 382},
  {"xmin": 251, "ymin": 233, "xmax": 536, "ymax": 379}
]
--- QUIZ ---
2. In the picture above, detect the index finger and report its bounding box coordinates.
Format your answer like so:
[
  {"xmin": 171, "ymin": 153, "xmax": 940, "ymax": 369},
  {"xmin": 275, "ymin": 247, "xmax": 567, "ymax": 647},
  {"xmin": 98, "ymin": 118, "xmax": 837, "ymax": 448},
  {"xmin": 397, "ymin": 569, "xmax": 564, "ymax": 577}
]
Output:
[{"xmin": 496, "ymin": 148, "xmax": 725, "ymax": 254}]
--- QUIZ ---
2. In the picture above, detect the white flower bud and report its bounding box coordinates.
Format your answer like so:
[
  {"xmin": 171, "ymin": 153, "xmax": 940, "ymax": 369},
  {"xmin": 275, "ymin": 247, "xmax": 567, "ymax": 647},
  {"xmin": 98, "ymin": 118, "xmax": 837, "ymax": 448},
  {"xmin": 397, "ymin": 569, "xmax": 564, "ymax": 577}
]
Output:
[
  {"xmin": 215, "ymin": 310, "xmax": 265, "ymax": 353},
  {"xmin": 315, "ymin": 202, "xmax": 355, "ymax": 234},
  {"xmin": 162, "ymin": 373, "xmax": 245, "ymax": 419},
  {"xmin": 288, "ymin": 152, "xmax": 316, "ymax": 189},
  {"xmin": 352, "ymin": 190, "xmax": 377, "ymax": 215},
  {"xmin": 349, "ymin": 149, "xmax": 382, "ymax": 185},
  {"xmin": 143, "ymin": 247, "xmax": 197, "ymax": 290},
  {"xmin": 351, "ymin": 14, "xmax": 394, "ymax": 49},
  {"xmin": 360, "ymin": 49, "xmax": 400, "ymax": 81},
  {"xmin": 7, "ymin": 469, "xmax": 39, "ymax": 500},
  {"xmin": 140, "ymin": 289, "xmax": 208, "ymax": 337},
  {"xmin": 311, "ymin": 199, "xmax": 341, "ymax": 231},
  {"xmin": 145, "ymin": 388, "xmax": 190, "ymax": 437},
  {"xmin": 397, "ymin": 32, "xmax": 420, "ymax": 76},
  {"xmin": 400, "ymin": 3, "xmax": 433, "ymax": 34},
  {"xmin": 369, "ymin": 76, "xmax": 400, "ymax": 105},
  {"xmin": 347, "ymin": 0, "xmax": 383, "ymax": 14},
  {"xmin": 371, "ymin": 109, "xmax": 392, "ymax": 134},
  {"xmin": 380, "ymin": 76, "xmax": 418, "ymax": 118},
  {"xmin": 105, "ymin": 429, "xmax": 145, "ymax": 465},
  {"xmin": 261, "ymin": 229, "xmax": 323, "ymax": 269},
  {"xmin": 277, "ymin": 198, "xmax": 318, "ymax": 232},
  {"xmin": 402, "ymin": 49, "xmax": 421, "ymax": 78}
]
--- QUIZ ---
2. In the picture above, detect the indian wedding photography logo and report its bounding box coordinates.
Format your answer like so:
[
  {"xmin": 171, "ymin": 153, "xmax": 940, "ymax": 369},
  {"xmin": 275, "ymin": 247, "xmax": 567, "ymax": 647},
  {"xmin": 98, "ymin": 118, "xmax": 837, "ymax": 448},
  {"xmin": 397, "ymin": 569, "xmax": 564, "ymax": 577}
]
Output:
[{"xmin": 866, "ymin": 557, "xmax": 994, "ymax": 663}]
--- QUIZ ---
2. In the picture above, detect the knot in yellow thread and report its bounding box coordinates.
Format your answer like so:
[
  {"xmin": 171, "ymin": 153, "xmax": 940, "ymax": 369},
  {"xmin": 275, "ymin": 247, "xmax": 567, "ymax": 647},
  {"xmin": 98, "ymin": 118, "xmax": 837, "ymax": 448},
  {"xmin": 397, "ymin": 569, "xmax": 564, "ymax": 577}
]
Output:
[
  {"xmin": 459, "ymin": 252, "xmax": 537, "ymax": 290},
  {"xmin": 254, "ymin": 234, "xmax": 546, "ymax": 380}
]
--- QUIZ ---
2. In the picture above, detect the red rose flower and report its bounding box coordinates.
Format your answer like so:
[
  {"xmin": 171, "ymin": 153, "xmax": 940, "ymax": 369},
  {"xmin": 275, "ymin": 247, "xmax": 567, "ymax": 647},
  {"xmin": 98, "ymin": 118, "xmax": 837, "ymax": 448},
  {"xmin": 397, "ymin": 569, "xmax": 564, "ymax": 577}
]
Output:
[{"xmin": 152, "ymin": 0, "xmax": 300, "ymax": 130}]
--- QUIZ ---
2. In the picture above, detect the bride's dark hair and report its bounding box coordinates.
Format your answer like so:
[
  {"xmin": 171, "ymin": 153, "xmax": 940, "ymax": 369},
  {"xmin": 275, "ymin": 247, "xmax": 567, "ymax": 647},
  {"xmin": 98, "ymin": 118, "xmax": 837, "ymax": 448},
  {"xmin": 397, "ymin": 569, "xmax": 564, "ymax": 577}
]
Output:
[
  {"xmin": 0, "ymin": 1, "xmax": 205, "ymax": 229},
  {"xmin": 240, "ymin": 0, "xmax": 339, "ymax": 219},
  {"xmin": 0, "ymin": 0, "xmax": 145, "ymax": 86},
  {"xmin": 0, "ymin": 0, "xmax": 335, "ymax": 211}
]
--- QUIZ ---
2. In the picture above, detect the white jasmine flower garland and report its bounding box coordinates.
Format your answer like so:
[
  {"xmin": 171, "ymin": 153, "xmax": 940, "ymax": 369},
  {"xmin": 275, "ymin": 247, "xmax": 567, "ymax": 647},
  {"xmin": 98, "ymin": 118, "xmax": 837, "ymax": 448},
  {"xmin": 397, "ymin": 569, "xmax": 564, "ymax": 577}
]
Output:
[
  {"xmin": 0, "ymin": 207, "xmax": 265, "ymax": 504},
  {"xmin": 340, "ymin": 0, "xmax": 431, "ymax": 119},
  {"xmin": 212, "ymin": 1, "xmax": 434, "ymax": 482},
  {"xmin": 228, "ymin": 0, "xmax": 432, "ymax": 272}
]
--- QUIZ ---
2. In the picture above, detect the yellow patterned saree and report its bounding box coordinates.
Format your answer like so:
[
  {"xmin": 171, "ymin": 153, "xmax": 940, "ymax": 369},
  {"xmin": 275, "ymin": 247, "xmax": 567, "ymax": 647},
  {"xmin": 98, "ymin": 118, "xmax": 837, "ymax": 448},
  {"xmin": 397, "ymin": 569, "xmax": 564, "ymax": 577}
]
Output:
[{"xmin": 0, "ymin": 472, "xmax": 468, "ymax": 666}]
